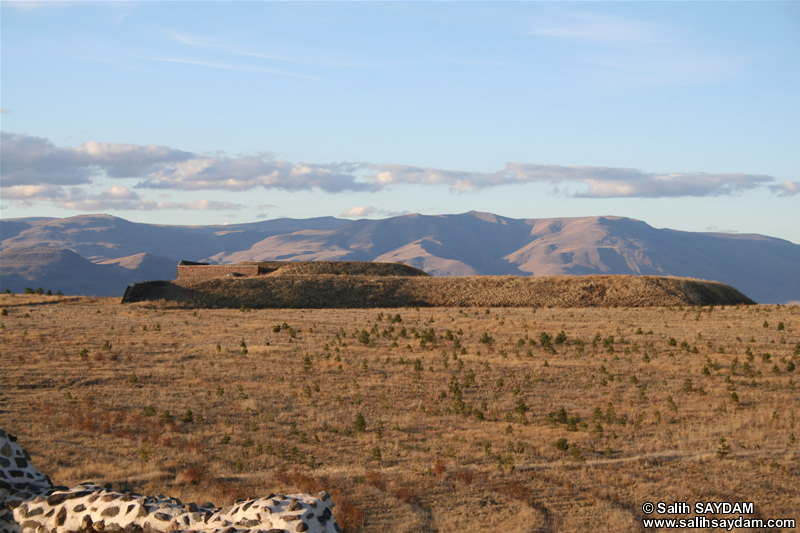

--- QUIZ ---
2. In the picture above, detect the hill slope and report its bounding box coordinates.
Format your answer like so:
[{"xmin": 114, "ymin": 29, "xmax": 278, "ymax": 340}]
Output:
[
  {"xmin": 0, "ymin": 214, "xmax": 348, "ymax": 262},
  {"xmin": 0, "ymin": 246, "xmax": 128, "ymax": 296},
  {"xmin": 2, "ymin": 212, "xmax": 798, "ymax": 302},
  {"xmin": 0, "ymin": 247, "xmax": 176, "ymax": 296}
]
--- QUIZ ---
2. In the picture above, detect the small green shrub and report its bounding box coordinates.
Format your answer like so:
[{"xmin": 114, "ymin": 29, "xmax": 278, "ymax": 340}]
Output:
[
  {"xmin": 371, "ymin": 446, "xmax": 382, "ymax": 462},
  {"xmin": 716, "ymin": 437, "xmax": 731, "ymax": 459},
  {"xmin": 354, "ymin": 412, "xmax": 367, "ymax": 433}
]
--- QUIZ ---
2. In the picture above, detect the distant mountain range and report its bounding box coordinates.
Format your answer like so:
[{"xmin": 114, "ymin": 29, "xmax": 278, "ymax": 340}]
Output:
[{"xmin": 1, "ymin": 212, "xmax": 798, "ymax": 303}]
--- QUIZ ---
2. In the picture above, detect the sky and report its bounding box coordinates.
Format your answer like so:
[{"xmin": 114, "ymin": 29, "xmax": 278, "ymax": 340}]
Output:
[{"xmin": 1, "ymin": 1, "xmax": 798, "ymax": 243}]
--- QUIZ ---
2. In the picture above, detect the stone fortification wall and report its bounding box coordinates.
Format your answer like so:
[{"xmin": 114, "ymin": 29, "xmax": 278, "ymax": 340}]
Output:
[
  {"xmin": 174, "ymin": 261, "xmax": 429, "ymax": 282},
  {"xmin": 0, "ymin": 431, "xmax": 340, "ymax": 533},
  {"xmin": 176, "ymin": 265, "xmax": 261, "ymax": 280},
  {"xmin": 121, "ymin": 281, "xmax": 171, "ymax": 303}
]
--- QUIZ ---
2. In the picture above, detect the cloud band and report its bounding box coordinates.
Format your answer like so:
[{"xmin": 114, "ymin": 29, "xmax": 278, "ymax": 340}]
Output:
[{"xmin": 1, "ymin": 132, "xmax": 795, "ymax": 213}]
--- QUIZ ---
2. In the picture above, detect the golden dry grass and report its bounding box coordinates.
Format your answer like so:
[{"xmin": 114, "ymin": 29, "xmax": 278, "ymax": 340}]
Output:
[{"xmin": 1, "ymin": 294, "xmax": 798, "ymax": 532}]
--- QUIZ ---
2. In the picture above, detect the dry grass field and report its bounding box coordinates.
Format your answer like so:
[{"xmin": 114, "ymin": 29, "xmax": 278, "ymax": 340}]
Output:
[{"xmin": 1, "ymin": 294, "xmax": 798, "ymax": 532}]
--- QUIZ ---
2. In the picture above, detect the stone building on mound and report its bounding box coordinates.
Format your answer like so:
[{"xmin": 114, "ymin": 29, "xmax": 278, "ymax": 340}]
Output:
[
  {"xmin": 176, "ymin": 261, "xmax": 274, "ymax": 280},
  {"xmin": 175, "ymin": 260, "xmax": 429, "ymax": 281}
]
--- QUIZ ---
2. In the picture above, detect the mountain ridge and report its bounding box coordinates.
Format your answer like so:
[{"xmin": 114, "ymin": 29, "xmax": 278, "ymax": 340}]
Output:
[{"xmin": 1, "ymin": 212, "xmax": 798, "ymax": 303}]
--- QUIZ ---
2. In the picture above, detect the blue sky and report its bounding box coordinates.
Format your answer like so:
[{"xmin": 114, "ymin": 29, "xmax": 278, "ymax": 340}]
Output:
[{"xmin": 1, "ymin": 1, "xmax": 798, "ymax": 243}]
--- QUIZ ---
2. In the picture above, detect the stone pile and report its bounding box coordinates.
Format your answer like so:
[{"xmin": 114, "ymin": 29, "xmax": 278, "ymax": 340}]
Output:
[
  {"xmin": 0, "ymin": 430, "xmax": 55, "ymax": 533},
  {"xmin": 1, "ymin": 431, "xmax": 340, "ymax": 533}
]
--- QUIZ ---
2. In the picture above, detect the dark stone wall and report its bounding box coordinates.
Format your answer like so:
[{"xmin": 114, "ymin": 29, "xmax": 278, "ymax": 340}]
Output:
[
  {"xmin": 176, "ymin": 265, "xmax": 260, "ymax": 279},
  {"xmin": 121, "ymin": 281, "xmax": 171, "ymax": 303}
]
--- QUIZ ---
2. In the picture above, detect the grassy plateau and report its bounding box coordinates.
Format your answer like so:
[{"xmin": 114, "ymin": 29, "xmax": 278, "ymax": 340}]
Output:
[{"xmin": 1, "ymin": 294, "xmax": 798, "ymax": 531}]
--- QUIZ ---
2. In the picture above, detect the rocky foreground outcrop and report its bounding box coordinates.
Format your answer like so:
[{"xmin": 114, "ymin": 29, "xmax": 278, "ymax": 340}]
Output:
[{"xmin": 0, "ymin": 431, "xmax": 340, "ymax": 533}]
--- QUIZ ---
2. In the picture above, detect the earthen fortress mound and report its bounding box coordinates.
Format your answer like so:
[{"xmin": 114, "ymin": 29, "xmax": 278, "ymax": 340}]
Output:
[{"xmin": 122, "ymin": 261, "xmax": 755, "ymax": 308}]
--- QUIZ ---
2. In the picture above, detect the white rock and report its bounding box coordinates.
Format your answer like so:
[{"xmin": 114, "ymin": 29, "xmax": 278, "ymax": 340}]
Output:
[{"xmin": 1, "ymin": 431, "xmax": 341, "ymax": 533}]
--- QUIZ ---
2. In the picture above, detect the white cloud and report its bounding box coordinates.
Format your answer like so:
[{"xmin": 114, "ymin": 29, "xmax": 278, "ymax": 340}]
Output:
[
  {"xmin": 363, "ymin": 162, "xmax": 775, "ymax": 198},
  {"xmin": 0, "ymin": 132, "xmax": 192, "ymax": 186},
  {"xmin": 1, "ymin": 132, "xmax": 789, "ymax": 210},
  {"xmin": 1, "ymin": 181, "xmax": 244, "ymax": 212},
  {"xmin": 1, "ymin": 132, "xmax": 95, "ymax": 186},
  {"xmin": 181, "ymin": 200, "xmax": 245, "ymax": 211},
  {"xmin": 103, "ymin": 185, "xmax": 138, "ymax": 200},
  {"xmin": 507, "ymin": 164, "xmax": 773, "ymax": 198},
  {"xmin": 340, "ymin": 206, "xmax": 414, "ymax": 218},
  {"xmin": 140, "ymin": 156, "xmax": 375, "ymax": 193},
  {"xmin": 770, "ymin": 180, "xmax": 800, "ymax": 196},
  {"xmin": 1, "ymin": 133, "xmax": 375, "ymax": 194},
  {"xmin": 340, "ymin": 206, "xmax": 376, "ymax": 218},
  {"xmin": 1, "ymin": 184, "xmax": 65, "ymax": 207},
  {"xmin": 364, "ymin": 164, "xmax": 513, "ymax": 192}
]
